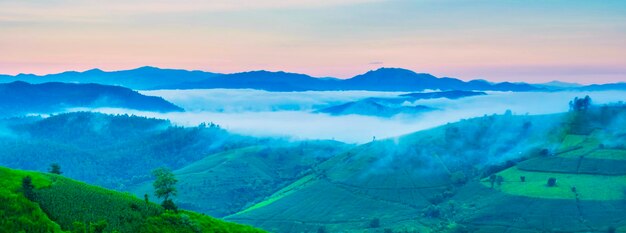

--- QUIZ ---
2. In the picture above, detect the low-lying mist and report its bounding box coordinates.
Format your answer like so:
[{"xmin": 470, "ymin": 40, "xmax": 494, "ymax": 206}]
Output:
[{"xmin": 84, "ymin": 90, "xmax": 626, "ymax": 143}]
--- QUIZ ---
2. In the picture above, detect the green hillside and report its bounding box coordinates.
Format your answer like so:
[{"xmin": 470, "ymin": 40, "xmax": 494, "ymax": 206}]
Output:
[
  {"xmin": 226, "ymin": 104, "xmax": 626, "ymax": 233},
  {"xmin": 129, "ymin": 140, "xmax": 352, "ymax": 217},
  {"xmin": 0, "ymin": 166, "xmax": 265, "ymax": 233},
  {"xmin": 225, "ymin": 112, "xmax": 565, "ymax": 232}
]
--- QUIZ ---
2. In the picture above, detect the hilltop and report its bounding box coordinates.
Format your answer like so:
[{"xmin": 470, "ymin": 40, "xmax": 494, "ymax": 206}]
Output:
[
  {"xmin": 0, "ymin": 81, "xmax": 183, "ymax": 117},
  {"xmin": 0, "ymin": 166, "xmax": 264, "ymax": 232}
]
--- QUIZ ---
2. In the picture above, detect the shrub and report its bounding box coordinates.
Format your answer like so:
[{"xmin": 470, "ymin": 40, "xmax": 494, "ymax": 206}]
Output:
[
  {"xmin": 547, "ymin": 177, "xmax": 557, "ymax": 187},
  {"xmin": 496, "ymin": 176, "xmax": 504, "ymax": 186},
  {"xmin": 21, "ymin": 176, "xmax": 35, "ymax": 201},
  {"xmin": 90, "ymin": 220, "xmax": 108, "ymax": 233},
  {"xmin": 369, "ymin": 218, "xmax": 380, "ymax": 228},
  {"xmin": 450, "ymin": 171, "xmax": 467, "ymax": 185},
  {"xmin": 49, "ymin": 163, "xmax": 62, "ymax": 175},
  {"xmin": 489, "ymin": 174, "xmax": 497, "ymax": 188},
  {"xmin": 423, "ymin": 205, "xmax": 441, "ymax": 218},
  {"xmin": 162, "ymin": 199, "xmax": 178, "ymax": 212}
]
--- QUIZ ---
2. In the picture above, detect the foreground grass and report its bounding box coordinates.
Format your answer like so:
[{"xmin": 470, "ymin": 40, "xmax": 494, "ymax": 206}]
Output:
[{"xmin": 0, "ymin": 166, "xmax": 265, "ymax": 233}]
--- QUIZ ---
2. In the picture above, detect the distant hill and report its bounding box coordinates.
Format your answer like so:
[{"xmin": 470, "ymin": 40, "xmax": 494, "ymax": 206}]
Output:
[
  {"xmin": 316, "ymin": 98, "xmax": 435, "ymax": 117},
  {"xmin": 340, "ymin": 68, "xmax": 538, "ymax": 92},
  {"xmin": 579, "ymin": 82, "xmax": 626, "ymax": 91},
  {"xmin": 0, "ymin": 66, "xmax": 220, "ymax": 90},
  {"xmin": 399, "ymin": 90, "xmax": 487, "ymax": 99},
  {"xmin": 0, "ymin": 166, "xmax": 264, "ymax": 233},
  {"xmin": 533, "ymin": 80, "xmax": 583, "ymax": 90},
  {"xmin": 0, "ymin": 81, "xmax": 183, "ymax": 117},
  {"xmin": 1, "ymin": 67, "xmax": 541, "ymax": 92},
  {"xmin": 316, "ymin": 90, "xmax": 485, "ymax": 117}
]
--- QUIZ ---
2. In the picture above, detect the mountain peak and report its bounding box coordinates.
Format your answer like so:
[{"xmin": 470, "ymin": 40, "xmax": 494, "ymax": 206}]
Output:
[{"xmin": 368, "ymin": 67, "xmax": 418, "ymax": 75}]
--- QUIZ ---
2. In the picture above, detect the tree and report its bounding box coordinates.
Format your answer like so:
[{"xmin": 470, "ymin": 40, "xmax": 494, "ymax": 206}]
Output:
[
  {"xmin": 569, "ymin": 96, "xmax": 592, "ymax": 111},
  {"xmin": 72, "ymin": 221, "xmax": 86, "ymax": 233},
  {"xmin": 144, "ymin": 194, "xmax": 149, "ymax": 204},
  {"xmin": 90, "ymin": 220, "xmax": 108, "ymax": 233},
  {"xmin": 450, "ymin": 171, "xmax": 467, "ymax": 185},
  {"xmin": 547, "ymin": 177, "xmax": 557, "ymax": 187},
  {"xmin": 49, "ymin": 163, "xmax": 62, "ymax": 175},
  {"xmin": 489, "ymin": 174, "xmax": 497, "ymax": 188},
  {"xmin": 161, "ymin": 199, "xmax": 178, "ymax": 212},
  {"xmin": 496, "ymin": 176, "xmax": 504, "ymax": 186},
  {"xmin": 21, "ymin": 176, "xmax": 35, "ymax": 201},
  {"xmin": 152, "ymin": 167, "xmax": 177, "ymax": 209}
]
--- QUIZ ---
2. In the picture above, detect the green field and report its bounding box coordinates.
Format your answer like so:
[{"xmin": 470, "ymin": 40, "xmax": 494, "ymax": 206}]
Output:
[{"xmin": 484, "ymin": 167, "xmax": 626, "ymax": 200}]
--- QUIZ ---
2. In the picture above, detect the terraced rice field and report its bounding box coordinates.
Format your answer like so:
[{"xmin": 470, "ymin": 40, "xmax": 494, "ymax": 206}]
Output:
[{"xmin": 486, "ymin": 132, "xmax": 626, "ymax": 201}]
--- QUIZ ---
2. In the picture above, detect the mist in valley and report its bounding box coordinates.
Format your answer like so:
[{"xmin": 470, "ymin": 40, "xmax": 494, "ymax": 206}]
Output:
[{"xmin": 86, "ymin": 89, "xmax": 626, "ymax": 143}]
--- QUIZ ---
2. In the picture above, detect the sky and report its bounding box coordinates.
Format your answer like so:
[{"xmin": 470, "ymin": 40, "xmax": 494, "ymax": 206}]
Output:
[{"xmin": 1, "ymin": 0, "xmax": 625, "ymax": 84}]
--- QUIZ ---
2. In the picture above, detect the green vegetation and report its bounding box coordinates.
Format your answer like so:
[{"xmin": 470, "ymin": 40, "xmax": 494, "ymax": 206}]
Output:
[
  {"xmin": 152, "ymin": 167, "xmax": 178, "ymax": 211},
  {"xmin": 485, "ymin": 167, "xmax": 626, "ymax": 200},
  {"xmin": 0, "ymin": 167, "xmax": 63, "ymax": 233},
  {"xmin": 0, "ymin": 166, "xmax": 265, "ymax": 233},
  {"xmin": 49, "ymin": 163, "xmax": 63, "ymax": 175},
  {"xmin": 0, "ymin": 112, "xmax": 259, "ymax": 190}
]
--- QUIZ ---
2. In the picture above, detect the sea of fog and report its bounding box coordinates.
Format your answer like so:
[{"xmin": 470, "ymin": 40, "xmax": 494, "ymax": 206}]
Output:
[{"xmin": 87, "ymin": 89, "xmax": 626, "ymax": 143}]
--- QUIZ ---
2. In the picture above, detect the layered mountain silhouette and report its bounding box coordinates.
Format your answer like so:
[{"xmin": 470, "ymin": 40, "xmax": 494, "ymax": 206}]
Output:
[
  {"xmin": 1, "ymin": 67, "xmax": 540, "ymax": 91},
  {"xmin": 0, "ymin": 66, "xmax": 219, "ymax": 90},
  {"xmin": 0, "ymin": 81, "xmax": 183, "ymax": 116}
]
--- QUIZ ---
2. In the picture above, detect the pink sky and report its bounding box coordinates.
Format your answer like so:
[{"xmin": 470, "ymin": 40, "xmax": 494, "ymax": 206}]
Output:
[{"xmin": 1, "ymin": 0, "xmax": 625, "ymax": 84}]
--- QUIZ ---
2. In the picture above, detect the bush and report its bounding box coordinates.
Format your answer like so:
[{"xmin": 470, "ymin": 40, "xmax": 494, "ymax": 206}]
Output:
[
  {"xmin": 369, "ymin": 218, "xmax": 380, "ymax": 228},
  {"xmin": 162, "ymin": 199, "xmax": 178, "ymax": 212},
  {"xmin": 21, "ymin": 176, "xmax": 35, "ymax": 201},
  {"xmin": 450, "ymin": 171, "xmax": 467, "ymax": 185},
  {"xmin": 547, "ymin": 177, "xmax": 557, "ymax": 187},
  {"xmin": 423, "ymin": 205, "xmax": 441, "ymax": 218},
  {"xmin": 496, "ymin": 176, "xmax": 504, "ymax": 186}
]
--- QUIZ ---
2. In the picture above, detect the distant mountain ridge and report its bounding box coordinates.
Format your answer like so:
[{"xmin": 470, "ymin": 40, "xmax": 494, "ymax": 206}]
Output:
[
  {"xmin": 0, "ymin": 81, "xmax": 183, "ymax": 117},
  {"xmin": 1, "ymin": 67, "xmax": 540, "ymax": 92},
  {"xmin": 0, "ymin": 66, "xmax": 220, "ymax": 90}
]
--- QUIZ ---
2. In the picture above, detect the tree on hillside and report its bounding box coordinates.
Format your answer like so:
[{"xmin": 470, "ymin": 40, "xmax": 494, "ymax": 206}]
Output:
[
  {"xmin": 21, "ymin": 176, "xmax": 35, "ymax": 201},
  {"xmin": 48, "ymin": 163, "xmax": 62, "ymax": 175},
  {"xmin": 569, "ymin": 96, "xmax": 592, "ymax": 111},
  {"xmin": 152, "ymin": 167, "xmax": 178, "ymax": 211}
]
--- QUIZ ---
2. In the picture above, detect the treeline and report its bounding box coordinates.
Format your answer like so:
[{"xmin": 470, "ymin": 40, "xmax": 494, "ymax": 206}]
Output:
[{"xmin": 0, "ymin": 112, "xmax": 259, "ymax": 189}]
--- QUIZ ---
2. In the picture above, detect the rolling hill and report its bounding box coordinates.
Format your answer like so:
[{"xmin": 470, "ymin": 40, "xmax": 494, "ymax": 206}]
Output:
[
  {"xmin": 0, "ymin": 81, "xmax": 183, "ymax": 117},
  {"xmin": 316, "ymin": 98, "xmax": 435, "ymax": 117},
  {"xmin": 0, "ymin": 166, "xmax": 264, "ymax": 232},
  {"xmin": 129, "ymin": 140, "xmax": 353, "ymax": 218},
  {"xmin": 316, "ymin": 90, "xmax": 485, "ymax": 117},
  {"xmin": 0, "ymin": 112, "xmax": 258, "ymax": 189},
  {"xmin": 225, "ymin": 104, "xmax": 626, "ymax": 232}
]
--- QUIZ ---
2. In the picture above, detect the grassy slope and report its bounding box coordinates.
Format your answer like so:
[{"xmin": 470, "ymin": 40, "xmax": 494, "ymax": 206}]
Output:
[
  {"xmin": 0, "ymin": 167, "xmax": 63, "ymax": 233},
  {"xmin": 0, "ymin": 166, "xmax": 265, "ymax": 233},
  {"xmin": 129, "ymin": 140, "xmax": 351, "ymax": 217},
  {"xmin": 487, "ymin": 127, "xmax": 626, "ymax": 200},
  {"xmin": 226, "ymin": 113, "xmax": 562, "ymax": 232},
  {"xmin": 228, "ymin": 107, "xmax": 626, "ymax": 232}
]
